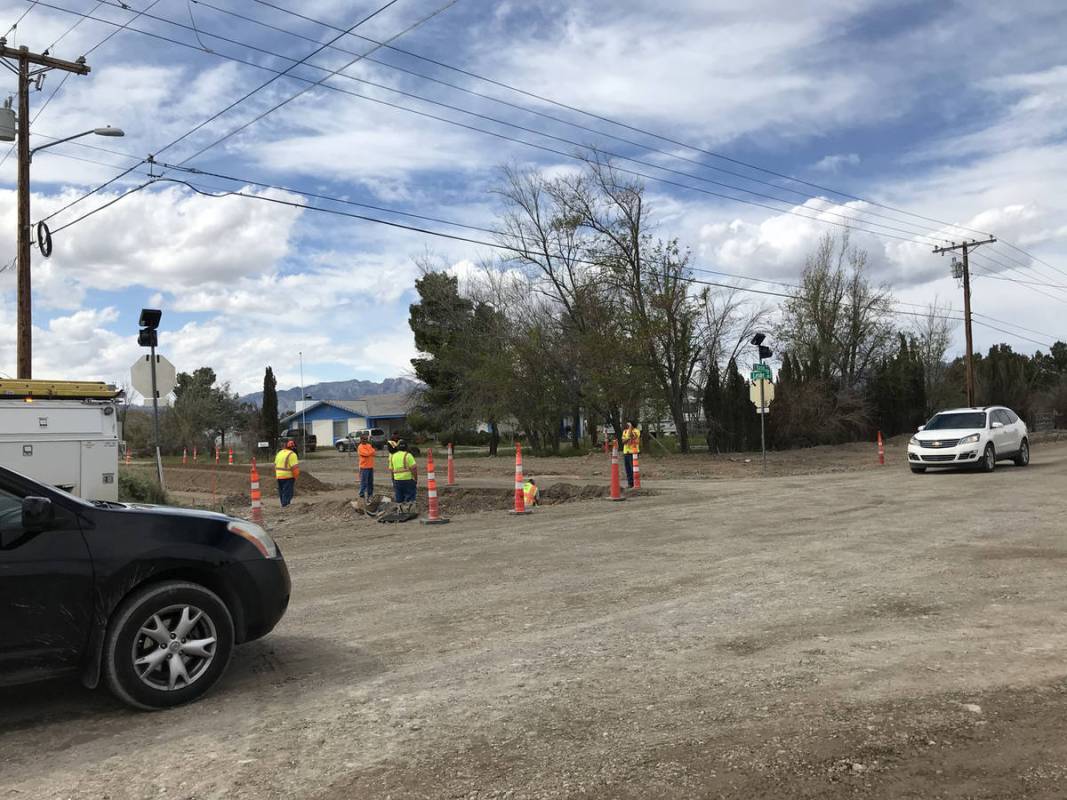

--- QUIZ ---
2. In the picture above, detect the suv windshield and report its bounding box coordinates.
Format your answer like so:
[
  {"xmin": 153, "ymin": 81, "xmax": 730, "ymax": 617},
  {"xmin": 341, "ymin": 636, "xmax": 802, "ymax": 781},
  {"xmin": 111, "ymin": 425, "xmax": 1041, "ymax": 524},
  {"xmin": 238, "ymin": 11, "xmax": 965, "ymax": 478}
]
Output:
[{"xmin": 926, "ymin": 412, "xmax": 987, "ymax": 430}]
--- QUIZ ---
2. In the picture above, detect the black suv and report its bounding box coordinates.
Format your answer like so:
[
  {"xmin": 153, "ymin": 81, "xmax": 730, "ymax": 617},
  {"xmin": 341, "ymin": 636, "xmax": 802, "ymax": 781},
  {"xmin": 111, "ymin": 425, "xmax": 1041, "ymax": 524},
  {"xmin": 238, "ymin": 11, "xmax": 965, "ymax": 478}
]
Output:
[{"xmin": 0, "ymin": 466, "xmax": 290, "ymax": 710}]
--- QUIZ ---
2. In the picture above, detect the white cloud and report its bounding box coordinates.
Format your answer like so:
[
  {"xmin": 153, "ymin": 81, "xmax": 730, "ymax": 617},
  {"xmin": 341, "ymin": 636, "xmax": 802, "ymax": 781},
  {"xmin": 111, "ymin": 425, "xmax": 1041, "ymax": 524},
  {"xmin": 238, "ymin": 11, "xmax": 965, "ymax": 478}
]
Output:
[{"xmin": 812, "ymin": 153, "xmax": 860, "ymax": 173}]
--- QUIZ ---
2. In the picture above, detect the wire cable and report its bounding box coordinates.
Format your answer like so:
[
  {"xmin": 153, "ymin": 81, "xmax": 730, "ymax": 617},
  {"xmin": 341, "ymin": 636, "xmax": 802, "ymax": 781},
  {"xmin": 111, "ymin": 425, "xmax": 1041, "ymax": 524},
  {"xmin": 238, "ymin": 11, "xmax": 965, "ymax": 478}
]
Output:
[
  {"xmin": 73, "ymin": 0, "xmax": 957, "ymax": 246},
  {"xmin": 186, "ymin": 0, "xmax": 967, "ymax": 245},
  {"xmin": 173, "ymin": 0, "xmax": 461, "ymax": 167}
]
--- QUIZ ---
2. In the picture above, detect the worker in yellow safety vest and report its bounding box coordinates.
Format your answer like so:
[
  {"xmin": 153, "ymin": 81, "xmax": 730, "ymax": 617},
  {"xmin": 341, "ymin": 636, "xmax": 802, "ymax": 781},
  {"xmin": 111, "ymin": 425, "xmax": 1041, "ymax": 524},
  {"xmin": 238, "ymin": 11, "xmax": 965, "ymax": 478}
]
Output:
[
  {"xmin": 274, "ymin": 439, "xmax": 301, "ymax": 507},
  {"xmin": 523, "ymin": 477, "xmax": 539, "ymax": 508},
  {"xmin": 388, "ymin": 439, "xmax": 418, "ymax": 512},
  {"xmin": 621, "ymin": 420, "xmax": 640, "ymax": 489}
]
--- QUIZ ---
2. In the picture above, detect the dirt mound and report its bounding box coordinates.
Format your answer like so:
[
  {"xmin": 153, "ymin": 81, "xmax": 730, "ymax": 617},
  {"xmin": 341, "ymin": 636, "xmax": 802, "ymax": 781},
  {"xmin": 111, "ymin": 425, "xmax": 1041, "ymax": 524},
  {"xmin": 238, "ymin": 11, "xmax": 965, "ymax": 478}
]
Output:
[
  {"xmin": 125, "ymin": 464, "xmax": 331, "ymax": 498},
  {"xmin": 283, "ymin": 483, "xmax": 657, "ymax": 522}
]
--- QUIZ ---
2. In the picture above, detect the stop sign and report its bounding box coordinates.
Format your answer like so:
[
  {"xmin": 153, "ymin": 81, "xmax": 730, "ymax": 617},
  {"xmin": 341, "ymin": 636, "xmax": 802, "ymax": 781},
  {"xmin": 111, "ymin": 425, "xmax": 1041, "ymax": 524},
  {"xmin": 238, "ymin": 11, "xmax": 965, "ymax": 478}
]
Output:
[{"xmin": 130, "ymin": 354, "xmax": 177, "ymax": 401}]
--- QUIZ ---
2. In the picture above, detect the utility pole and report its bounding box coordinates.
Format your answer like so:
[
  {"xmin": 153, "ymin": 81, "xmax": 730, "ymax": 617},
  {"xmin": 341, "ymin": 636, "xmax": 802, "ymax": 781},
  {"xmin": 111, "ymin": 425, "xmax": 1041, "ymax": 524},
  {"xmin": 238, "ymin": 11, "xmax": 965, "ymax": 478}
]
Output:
[
  {"xmin": 932, "ymin": 237, "xmax": 997, "ymax": 407},
  {"xmin": 1, "ymin": 40, "xmax": 91, "ymax": 379}
]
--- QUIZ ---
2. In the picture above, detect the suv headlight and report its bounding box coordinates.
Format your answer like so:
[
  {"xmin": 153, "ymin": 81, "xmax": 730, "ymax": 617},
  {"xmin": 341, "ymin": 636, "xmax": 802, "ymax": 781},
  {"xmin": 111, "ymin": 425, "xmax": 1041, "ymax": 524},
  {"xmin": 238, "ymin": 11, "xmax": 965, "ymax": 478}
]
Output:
[
  {"xmin": 958, "ymin": 433, "xmax": 981, "ymax": 445},
  {"xmin": 228, "ymin": 520, "xmax": 279, "ymax": 558},
  {"xmin": 909, "ymin": 436, "xmax": 919, "ymax": 446}
]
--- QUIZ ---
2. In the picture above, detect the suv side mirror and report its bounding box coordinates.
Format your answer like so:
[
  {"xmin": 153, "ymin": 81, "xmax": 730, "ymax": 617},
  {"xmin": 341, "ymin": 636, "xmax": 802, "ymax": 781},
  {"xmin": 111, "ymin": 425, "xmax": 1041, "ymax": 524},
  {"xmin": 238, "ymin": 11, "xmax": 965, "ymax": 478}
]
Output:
[
  {"xmin": 991, "ymin": 421, "xmax": 1004, "ymax": 429},
  {"xmin": 22, "ymin": 496, "xmax": 55, "ymax": 532},
  {"xmin": 917, "ymin": 425, "xmax": 925, "ymax": 432}
]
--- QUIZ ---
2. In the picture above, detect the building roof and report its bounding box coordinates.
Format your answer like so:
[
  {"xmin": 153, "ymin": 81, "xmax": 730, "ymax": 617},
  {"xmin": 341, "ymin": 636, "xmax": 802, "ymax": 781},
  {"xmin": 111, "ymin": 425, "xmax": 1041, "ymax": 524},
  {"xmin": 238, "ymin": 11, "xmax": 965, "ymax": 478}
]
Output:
[{"xmin": 279, "ymin": 392, "xmax": 414, "ymax": 426}]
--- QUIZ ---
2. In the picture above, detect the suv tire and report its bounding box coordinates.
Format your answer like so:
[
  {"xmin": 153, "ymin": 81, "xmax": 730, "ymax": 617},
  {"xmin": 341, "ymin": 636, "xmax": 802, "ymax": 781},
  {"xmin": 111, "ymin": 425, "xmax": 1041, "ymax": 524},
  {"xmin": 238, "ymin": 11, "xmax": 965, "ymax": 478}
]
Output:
[
  {"xmin": 981, "ymin": 444, "xmax": 996, "ymax": 473},
  {"xmin": 336, "ymin": 442, "xmax": 346, "ymax": 452},
  {"xmin": 1013, "ymin": 438, "xmax": 1030, "ymax": 467},
  {"xmin": 104, "ymin": 581, "xmax": 235, "ymax": 710}
]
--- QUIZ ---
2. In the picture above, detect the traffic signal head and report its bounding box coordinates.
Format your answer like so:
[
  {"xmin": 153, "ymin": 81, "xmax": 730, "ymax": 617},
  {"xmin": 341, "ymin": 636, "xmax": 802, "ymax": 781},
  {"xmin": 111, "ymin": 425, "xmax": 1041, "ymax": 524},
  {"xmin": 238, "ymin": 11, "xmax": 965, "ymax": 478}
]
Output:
[
  {"xmin": 137, "ymin": 328, "xmax": 158, "ymax": 348},
  {"xmin": 139, "ymin": 308, "xmax": 162, "ymax": 330}
]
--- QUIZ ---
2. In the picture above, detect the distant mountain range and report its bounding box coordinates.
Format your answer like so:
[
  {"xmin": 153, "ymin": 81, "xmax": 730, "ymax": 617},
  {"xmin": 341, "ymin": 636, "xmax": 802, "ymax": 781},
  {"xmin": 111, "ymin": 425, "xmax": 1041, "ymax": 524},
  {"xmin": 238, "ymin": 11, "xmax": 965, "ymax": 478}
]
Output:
[{"xmin": 240, "ymin": 377, "xmax": 419, "ymax": 412}]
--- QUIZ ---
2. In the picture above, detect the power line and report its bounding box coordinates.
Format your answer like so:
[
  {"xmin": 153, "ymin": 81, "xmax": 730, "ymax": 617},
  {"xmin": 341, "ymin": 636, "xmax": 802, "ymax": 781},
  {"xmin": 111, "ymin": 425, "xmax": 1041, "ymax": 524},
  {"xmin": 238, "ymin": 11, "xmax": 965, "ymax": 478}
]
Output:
[
  {"xmin": 152, "ymin": 0, "xmax": 407, "ymax": 161},
  {"xmin": 69, "ymin": 0, "xmax": 955, "ymax": 246},
  {"xmin": 30, "ymin": 3, "xmax": 955, "ymax": 252},
  {"xmin": 173, "ymin": 0, "xmax": 461, "ymax": 167},
  {"xmin": 248, "ymin": 0, "xmax": 994, "ymax": 242},
  {"xmin": 3, "ymin": 1, "xmax": 38, "ymax": 37},
  {"xmin": 184, "ymin": 0, "xmax": 965, "ymax": 245}
]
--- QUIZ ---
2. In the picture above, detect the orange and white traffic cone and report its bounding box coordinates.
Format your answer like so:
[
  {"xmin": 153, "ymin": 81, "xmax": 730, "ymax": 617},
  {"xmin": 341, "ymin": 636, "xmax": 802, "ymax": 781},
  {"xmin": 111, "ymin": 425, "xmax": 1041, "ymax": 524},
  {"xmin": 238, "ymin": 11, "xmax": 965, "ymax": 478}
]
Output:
[
  {"xmin": 510, "ymin": 442, "xmax": 532, "ymax": 515},
  {"xmin": 193, "ymin": 446, "xmax": 198, "ymax": 463},
  {"xmin": 124, "ymin": 448, "xmax": 131, "ymax": 466},
  {"xmin": 228, "ymin": 448, "xmax": 234, "ymax": 466},
  {"xmin": 215, "ymin": 447, "xmax": 220, "ymax": 465},
  {"xmin": 182, "ymin": 447, "xmax": 188, "ymax": 465},
  {"xmin": 447, "ymin": 442, "xmax": 456, "ymax": 486},
  {"xmin": 421, "ymin": 449, "xmax": 450, "ymax": 526},
  {"xmin": 878, "ymin": 430, "xmax": 885, "ymax": 465},
  {"xmin": 249, "ymin": 458, "xmax": 264, "ymax": 524},
  {"xmin": 632, "ymin": 451, "xmax": 641, "ymax": 490},
  {"xmin": 608, "ymin": 440, "xmax": 626, "ymax": 502}
]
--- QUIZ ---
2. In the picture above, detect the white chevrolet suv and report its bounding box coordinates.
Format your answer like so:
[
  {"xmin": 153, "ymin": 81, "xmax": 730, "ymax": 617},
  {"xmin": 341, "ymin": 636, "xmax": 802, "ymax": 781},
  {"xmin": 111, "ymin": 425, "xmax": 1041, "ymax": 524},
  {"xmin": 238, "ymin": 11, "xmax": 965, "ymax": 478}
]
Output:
[{"xmin": 907, "ymin": 406, "xmax": 1029, "ymax": 474}]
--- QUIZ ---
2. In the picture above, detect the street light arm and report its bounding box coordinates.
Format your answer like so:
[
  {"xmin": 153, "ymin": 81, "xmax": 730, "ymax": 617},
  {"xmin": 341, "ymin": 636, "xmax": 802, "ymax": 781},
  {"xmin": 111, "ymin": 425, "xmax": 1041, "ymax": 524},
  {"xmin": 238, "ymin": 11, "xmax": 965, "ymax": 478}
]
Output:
[{"xmin": 28, "ymin": 127, "xmax": 124, "ymax": 160}]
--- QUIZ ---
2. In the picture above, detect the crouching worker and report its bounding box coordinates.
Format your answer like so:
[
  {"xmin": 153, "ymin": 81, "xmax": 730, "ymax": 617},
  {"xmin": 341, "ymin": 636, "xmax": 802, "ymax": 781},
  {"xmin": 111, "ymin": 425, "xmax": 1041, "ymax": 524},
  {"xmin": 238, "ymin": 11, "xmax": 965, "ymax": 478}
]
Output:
[
  {"xmin": 523, "ymin": 477, "xmax": 539, "ymax": 508},
  {"xmin": 389, "ymin": 439, "xmax": 418, "ymax": 514}
]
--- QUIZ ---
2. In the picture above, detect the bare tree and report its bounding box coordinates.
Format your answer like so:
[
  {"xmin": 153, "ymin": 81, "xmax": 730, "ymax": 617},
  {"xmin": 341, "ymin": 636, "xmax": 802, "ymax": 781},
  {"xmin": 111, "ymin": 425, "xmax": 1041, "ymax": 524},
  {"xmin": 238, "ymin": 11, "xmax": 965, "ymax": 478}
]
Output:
[
  {"xmin": 912, "ymin": 296, "xmax": 957, "ymax": 414},
  {"xmin": 779, "ymin": 232, "xmax": 895, "ymax": 385}
]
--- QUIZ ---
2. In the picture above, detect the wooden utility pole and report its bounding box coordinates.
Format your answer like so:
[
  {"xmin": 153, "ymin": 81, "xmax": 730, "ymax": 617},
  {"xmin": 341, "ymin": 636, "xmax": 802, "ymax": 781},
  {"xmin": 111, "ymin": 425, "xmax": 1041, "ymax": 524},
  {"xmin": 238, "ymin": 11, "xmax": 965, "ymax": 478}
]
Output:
[
  {"xmin": 932, "ymin": 237, "xmax": 997, "ymax": 407},
  {"xmin": 1, "ymin": 40, "xmax": 90, "ymax": 379}
]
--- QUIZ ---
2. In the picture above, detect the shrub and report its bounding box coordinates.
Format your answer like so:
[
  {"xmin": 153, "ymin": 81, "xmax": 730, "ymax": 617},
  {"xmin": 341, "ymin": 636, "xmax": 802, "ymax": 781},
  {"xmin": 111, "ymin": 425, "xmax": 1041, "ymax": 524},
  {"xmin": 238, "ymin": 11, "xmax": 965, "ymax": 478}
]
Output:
[{"xmin": 119, "ymin": 472, "xmax": 169, "ymax": 505}]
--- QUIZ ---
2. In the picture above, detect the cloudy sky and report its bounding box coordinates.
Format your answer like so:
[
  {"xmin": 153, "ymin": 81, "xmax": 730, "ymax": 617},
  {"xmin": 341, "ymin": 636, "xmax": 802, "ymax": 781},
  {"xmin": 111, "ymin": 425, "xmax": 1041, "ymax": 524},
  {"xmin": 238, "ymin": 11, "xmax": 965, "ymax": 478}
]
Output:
[{"xmin": 1, "ymin": 0, "xmax": 1065, "ymax": 395}]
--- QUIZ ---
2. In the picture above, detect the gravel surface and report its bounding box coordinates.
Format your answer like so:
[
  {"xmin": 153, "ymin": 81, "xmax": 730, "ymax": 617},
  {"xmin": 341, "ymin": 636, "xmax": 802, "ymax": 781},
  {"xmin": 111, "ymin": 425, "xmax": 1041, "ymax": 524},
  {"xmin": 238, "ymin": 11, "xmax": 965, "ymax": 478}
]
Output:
[{"xmin": 2, "ymin": 441, "xmax": 1066, "ymax": 798}]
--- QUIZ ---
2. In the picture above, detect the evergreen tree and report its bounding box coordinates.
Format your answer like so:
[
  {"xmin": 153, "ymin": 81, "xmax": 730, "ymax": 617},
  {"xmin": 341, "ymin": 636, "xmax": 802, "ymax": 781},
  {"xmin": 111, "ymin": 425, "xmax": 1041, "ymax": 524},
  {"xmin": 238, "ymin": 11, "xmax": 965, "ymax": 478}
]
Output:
[
  {"xmin": 701, "ymin": 361, "xmax": 722, "ymax": 452},
  {"xmin": 261, "ymin": 366, "xmax": 279, "ymax": 448}
]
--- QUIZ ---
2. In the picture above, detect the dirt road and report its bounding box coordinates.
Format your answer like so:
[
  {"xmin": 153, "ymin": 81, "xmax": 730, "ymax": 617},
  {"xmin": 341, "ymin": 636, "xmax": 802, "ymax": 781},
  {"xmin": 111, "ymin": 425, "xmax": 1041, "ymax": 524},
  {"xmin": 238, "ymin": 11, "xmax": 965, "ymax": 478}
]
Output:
[{"xmin": 3, "ymin": 443, "xmax": 1067, "ymax": 798}]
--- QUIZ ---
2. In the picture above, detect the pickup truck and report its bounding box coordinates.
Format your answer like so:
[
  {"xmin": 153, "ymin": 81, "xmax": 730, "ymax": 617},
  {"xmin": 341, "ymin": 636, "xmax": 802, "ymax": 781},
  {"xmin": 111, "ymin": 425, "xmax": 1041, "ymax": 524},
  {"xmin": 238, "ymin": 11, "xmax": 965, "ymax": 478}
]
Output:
[
  {"xmin": 335, "ymin": 428, "xmax": 386, "ymax": 452},
  {"xmin": 281, "ymin": 429, "xmax": 316, "ymax": 454}
]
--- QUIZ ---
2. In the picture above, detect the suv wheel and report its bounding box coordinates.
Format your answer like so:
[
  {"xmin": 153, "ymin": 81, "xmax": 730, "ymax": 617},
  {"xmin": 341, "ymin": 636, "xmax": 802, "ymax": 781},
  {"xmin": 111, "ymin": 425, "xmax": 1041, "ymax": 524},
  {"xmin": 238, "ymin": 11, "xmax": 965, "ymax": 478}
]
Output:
[
  {"xmin": 1014, "ymin": 438, "xmax": 1030, "ymax": 466},
  {"xmin": 336, "ymin": 442, "xmax": 346, "ymax": 452},
  {"xmin": 104, "ymin": 581, "xmax": 235, "ymax": 710},
  {"xmin": 981, "ymin": 444, "xmax": 996, "ymax": 473}
]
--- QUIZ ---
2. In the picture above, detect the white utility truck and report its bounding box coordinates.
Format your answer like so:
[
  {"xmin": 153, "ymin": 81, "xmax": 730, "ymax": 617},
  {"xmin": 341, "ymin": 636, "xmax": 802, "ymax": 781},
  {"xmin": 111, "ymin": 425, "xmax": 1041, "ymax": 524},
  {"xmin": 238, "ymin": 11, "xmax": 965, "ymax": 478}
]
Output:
[{"xmin": 0, "ymin": 380, "xmax": 121, "ymax": 501}]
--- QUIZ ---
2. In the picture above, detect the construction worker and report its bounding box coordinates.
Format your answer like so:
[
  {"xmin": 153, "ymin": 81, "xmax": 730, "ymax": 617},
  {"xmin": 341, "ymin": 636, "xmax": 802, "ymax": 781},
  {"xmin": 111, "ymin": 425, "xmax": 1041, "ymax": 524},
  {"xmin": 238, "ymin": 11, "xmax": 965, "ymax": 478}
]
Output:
[
  {"xmin": 274, "ymin": 439, "xmax": 300, "ymax": 507},
  {"xmin": 357, "ymin": 433, "xmax": 376, "ymax": 499},
  {"xmin": 388, "ymin": 439, "xmax": 418, "ymax": 513},
  {"xmin": 523, "ymin": 477, "xmax": 539, "ymax": 508},
  {"xmin": 386, "ymin": 434, "xmax": 400, "ymax": 454},
  {"xmin": 622, "ymin": 420, "xmax": 641, "ymax": 489}
]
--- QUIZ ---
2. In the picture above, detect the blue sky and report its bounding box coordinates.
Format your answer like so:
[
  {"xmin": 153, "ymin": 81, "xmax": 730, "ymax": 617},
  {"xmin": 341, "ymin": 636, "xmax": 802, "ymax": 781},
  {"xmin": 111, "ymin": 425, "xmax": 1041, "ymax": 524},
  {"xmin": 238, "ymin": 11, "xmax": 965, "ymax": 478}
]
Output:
[{"xmin": 1, "ymin": 0, "xmax": 1065, "ymax": 395}]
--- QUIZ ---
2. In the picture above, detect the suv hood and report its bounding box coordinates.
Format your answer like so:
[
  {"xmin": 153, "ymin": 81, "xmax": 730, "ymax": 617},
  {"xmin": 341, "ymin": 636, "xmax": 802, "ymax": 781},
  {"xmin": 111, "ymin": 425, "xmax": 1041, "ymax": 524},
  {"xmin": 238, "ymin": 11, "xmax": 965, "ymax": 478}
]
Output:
[
  {"xmin": 915, "ymin": 428, "xmax": 984, "ymax": 441},
  {"xmin": 110, "ymin": 502, "xmax": 233, "ymax": 522}
]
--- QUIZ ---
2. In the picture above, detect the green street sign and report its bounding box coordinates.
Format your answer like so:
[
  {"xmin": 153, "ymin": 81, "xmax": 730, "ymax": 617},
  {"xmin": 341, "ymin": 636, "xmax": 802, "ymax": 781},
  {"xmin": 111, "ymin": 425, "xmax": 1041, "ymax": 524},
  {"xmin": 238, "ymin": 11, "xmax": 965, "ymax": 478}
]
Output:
[{"xmin": 750, "ymin": 364, "xmax": 772, "ymax": 381}]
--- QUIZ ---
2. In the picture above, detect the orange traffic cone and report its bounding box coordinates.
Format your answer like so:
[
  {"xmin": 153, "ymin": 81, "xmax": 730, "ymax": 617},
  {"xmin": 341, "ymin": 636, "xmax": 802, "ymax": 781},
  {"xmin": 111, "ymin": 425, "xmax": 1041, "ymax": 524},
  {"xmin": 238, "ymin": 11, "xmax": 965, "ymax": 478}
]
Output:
[
  {"xmin": 447, "ymin": 442, "xmax": 456, "ymax": 486},
  {"xmin": 228, "ymin": 448, "xmax": 234, "ymax": 466},
  {"xmin": 250, "ymin": 458, "xmax": 264, "ymax": 524},
  {"xmin": 608, "ymin": 440, "xmax": 626, "ymax": 502},
  {"xmin": 124, "ymin": 448, "xmax": 131, "ymax": 466},
  {"xmin": 182, "ymin": 447, "xmax": 188, "ymax": 465},
  {"xmin": 193, "ymin": 446, "xmax": 198, "ymax": 463},
  {"xmin": 421, "ymin": 449, "xmax": 450, "ymax": 526},
  {"xmin": 632, "ymin": 450, "xmax": 641, "ymax": 490},
  {"xmin": 878, "ymin": 430, "xmax": 885, "ymax": 465},
  {"xmin": 510, "ymin": 442, "xmax": 532, "ymax": 515}
]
